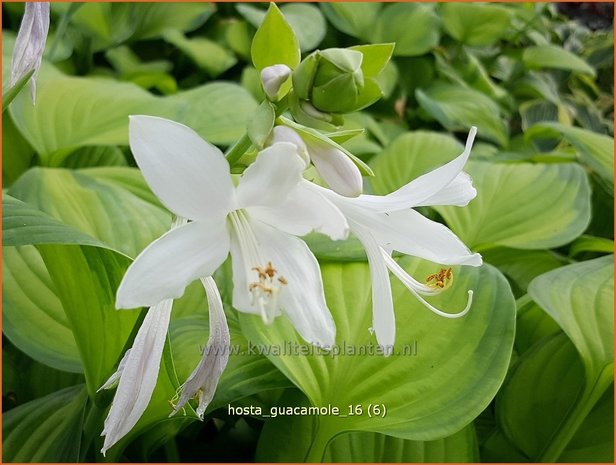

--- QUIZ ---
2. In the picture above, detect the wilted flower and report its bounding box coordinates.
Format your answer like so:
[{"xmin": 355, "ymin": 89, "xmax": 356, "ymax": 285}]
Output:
[
  {"xmin": 305, "ymin": 127, "xmax": 482, "ymax": 353},
  {"xmin": 100, "ymin": 275, "xmax": 230, "ymax": 455},
  {"xmin": 10, "ymin": 2, "xmax": 50, "ymax": 103},
  {"xmin": 117, "ymin": 115, "xmax": 348, "ymax": 347}
]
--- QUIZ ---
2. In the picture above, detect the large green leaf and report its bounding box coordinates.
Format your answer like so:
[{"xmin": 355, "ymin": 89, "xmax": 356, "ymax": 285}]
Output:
[
  {"xmin": 481, "ymin": 248, "xmax": 566, "ymax": 294},
  {"xmin": 497, "ymin": 333, "xmax": 613, "ymax": 462},
  {"xmin": 3, "ymin": 245, "xmax": 81, "ymax": 373},
  {"xmin": 256, "ymin": 389, "xmax": 478, "ymax": 462},
  {"xmin": 528, "ymin": 122, "xmax": 614, "ymax": 190},
  {"xmin": 3, "ymin": 195, "xmax": 106, "ymax": 248},
  {"xmin": 523, "ymin": 45, "xmax": 596, "ymax": 76},
  {"xmin": 2, "ymin": 112, "xmax": 34, "ymax": 186},
  {"xmin": 239, "ymin": 260, "xmax": 515, "ymax": 460},
  {"xmin": 416, "ymin": 84, "xmax": 509, "ymax": 146},
  {"xmin": 167, "ymin": 83, "xmax": 258, "ymax": 146},
  {"xmin": 9, "ymin": 69, "xmax": 163, "ymax": 164},
  {"xmin": 9, "ymin": 69, "xmax": 257, "ymax": 163},
  {"xmin": 373, "ymin": 3, "xmax": 440, "ymax": 57},
  {"xmin": 325, "ymin": 426, "xmax": 478, "ymax": 462},
  {"xmin": 5, "ymin": 168, "xmax": 171, "ymax": 396},
  {"xmin": 526, "ymin": 256, "xmax": 614, "ymax": 461},
  {"xmin": 68, "ymin": 2, "xmax": 214, "ymax": 48},
  {"xmin": 529, "ymin": 255, "xmax": 614, "ymax": 383},
  {"xmin": 3, "ymin": 385, "xmax": 88, "ymax": 462},
  {"xmin": 319, "ymin": 3, "xmax": 382, "ymax": 41},
  {"xmin": 436, "ymin": 161, "xmax": 591, "ymax": 250},
  {"xmin": 162, "ymin": 30, "xmax": 237, "ymax": 78},
  {"xmin": 37, "ymin": 244, "xmax": 138, "ymax": 398},
  {"xmin": 441, "ymin": 3, "xmax": 512, "ymax": 46},
  {"xmin": 9, "ymin": 167, "xmax": 170, "ymax": 258}
]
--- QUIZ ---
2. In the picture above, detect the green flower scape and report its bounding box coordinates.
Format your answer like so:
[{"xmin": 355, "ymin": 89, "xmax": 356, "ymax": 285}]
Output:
[{"xmin": 2, "ymin": 2, "xmax": 614, "ymax": 463}]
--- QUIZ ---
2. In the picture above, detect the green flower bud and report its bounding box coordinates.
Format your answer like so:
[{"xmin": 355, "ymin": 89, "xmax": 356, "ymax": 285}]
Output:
[{"xmin": 291, "ymin": 44, "xmax": 394, "ymax": 116}]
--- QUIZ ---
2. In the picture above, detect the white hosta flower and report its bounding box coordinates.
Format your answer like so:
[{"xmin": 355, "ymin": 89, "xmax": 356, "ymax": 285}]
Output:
[
  {"xmin": 170, "ymin": 277, "xmax": 229, "ymax": 419},
  {"xmin": 260, "ymin": 64, "xmax": 292, "ymax": 100},
  {"xmin": 306, "ymin": 127, "xmax": 482, "ymax": 353},
  {"xmin": 10, "ymin": 2, "xmax": 50, "ymax": 103},
  {"xmin": 100, "ymin": 275, "xmax": 229, "ymax": 455},
  {"xmin": 118, "ymin": 115, "xmax": 348, "ymax": 347},
  {"xmin": 269, "ymin": 125, "xmax": 363, "ymax": 198}
]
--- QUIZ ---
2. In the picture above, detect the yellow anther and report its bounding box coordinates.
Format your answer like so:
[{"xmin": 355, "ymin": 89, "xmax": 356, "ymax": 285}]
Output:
[{"xmin": 426, "ymin": 267, "xmax": 454, "ymax": 290}]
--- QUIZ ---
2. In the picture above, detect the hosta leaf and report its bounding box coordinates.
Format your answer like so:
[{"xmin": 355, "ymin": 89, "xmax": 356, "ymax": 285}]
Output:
[
  {"xmin": 529, "ymin": 255, "xmax": 614, "ymax": 382},
  {"xmin": 373, "ymin": 3, "xmax": 440, "ymax": 57},
  {"xmin": 523, "ymin": 45, "xmax": 596, "ymax": 76},
  {"xmin": 416, "ymin": 84, "xmax": 509, "ymax": 146},
  {"xmin": 528, "ymin": 122, "xmax": 614, "ymax": 189},
  {"xmin": 9, "ymin": 68, "xmax": 163, "ymax": 164},
  {"xmin": 167, "ymin": 83, "xmax": 258, "ymax": 146},
  {"xmin": 441, "ymin": 3, "xmax": 512, "ymax": 46},
  {"xmin": 239, "ymin": 260, "xmax": 515, "ymax": 460},
  {"xmin": 3, "ymin": 245, "xmax": 82, "ymax": 373},
  {"xmin": 436, "ymin": 161, "xmax": 591, "ymax": 250},
  {"xmin": 497, "ymin": 333, "xmax": 613, "ymax": 462},
  {"xmin": 257, "ymin": 390, "xmax": 478, "ymax": 462},
  {"xmin": 9, "ymin": 167, "xmax": 170, "ymax": 258},
  {"xmin": 319, "ymin": 3, "xmax": 382, "ymax": 41},
  {"xmin": 3, "ymin": 385, "xmax": 88, "ymax": 462}
]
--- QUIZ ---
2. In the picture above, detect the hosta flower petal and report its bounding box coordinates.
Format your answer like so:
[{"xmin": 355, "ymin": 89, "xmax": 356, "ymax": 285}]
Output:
[
  {"xmin": 117, "ymin": 220, "xmax": 230, "ymax": 309},
  {"xmin": 98, "ymin": 349, "xmax": 132, "ymax": 391},
  {"xmin": 355, "ymin": 208, "xmax": 482, "ymax": 266},
  {"xmin": 309, "ymin": 139, "xmax": 363, "ymax": 198},
  {"xmin": 238, "ymin": 219, "xmax": 336, "ymax": 348},
  {"xmin": 170, "ymin": 277, "xmax": 230, "ymax": 419},
  {"xmin": 101, "ymin": 298, "xmax": 173, "ymax": 456},
  {"xmin": 353, "ymin": 224, "xmax": 395, "ymax": 354},
  {"xmin": 236, "ymin": 142, "xmax": 306, "ymax": 209},
  {"xmin": 418, "ymin": 171, "xmax": 477, "ymax": 207},
  {"xmin": 249, "ymin": 180, "xmax": 349, "ymax": 241},
  {"xmin": 355, "ymin": 127, "xmax": 477, "ymax": 212},
  {"xmin": 129, "ymin": 116, "xmax": 236, "ymax": 222},
  {"xmin": 10, "ymin": 2, "xmax": 50, "ymax": 103}
]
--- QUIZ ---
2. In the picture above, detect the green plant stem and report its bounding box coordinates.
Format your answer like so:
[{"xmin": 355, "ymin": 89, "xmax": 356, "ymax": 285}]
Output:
[
  {"xmin": 538, "ymin": 366, "xmax": 613, "ymax": 462},
  {"xmin": 80, "ymin": 400, "xmax": 106, "ymax": 461},
  {"xmin": 2, "ymin": 69, "xmax": 35, "ymax": 112},
  {"xmin": 225, "ymin": 133, "xmax": 252, "ymax": 167}
]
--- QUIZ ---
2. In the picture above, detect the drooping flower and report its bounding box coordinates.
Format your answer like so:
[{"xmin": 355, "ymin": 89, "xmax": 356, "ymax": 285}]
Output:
[
  {"xmin": 10, "ymin": 2, "xmax": 50, "ymax": 103},
  {"xmin": 100, "ymin": 220, "xmax": 231, "ymax": 455},
  {"xmin": 169, "ymin": 277, "xmax": 230, "ymax": 419},
  {"xmin": 117, "ymin": 115, "xmax": 348, "ymax": 348},
  {"xmin": 268, "ymin": 125, "xmax": 363, "ymax": 198},
  {"xmin": 304, "ymin": 127, "xmax": 482, "ymax": 353}
]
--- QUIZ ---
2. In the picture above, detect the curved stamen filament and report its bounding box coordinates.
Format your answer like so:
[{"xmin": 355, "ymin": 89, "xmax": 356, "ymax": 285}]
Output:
[{"xmin": 381, "ymin": 249, "xmax": 474, "ymax": 319}]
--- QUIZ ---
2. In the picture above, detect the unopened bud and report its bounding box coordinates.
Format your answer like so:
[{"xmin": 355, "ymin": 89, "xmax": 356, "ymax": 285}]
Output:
[
  {"xmin": 308, "ymin": 139, "xmax": 363, "ymax": 197},
  {"xmin": 268, "ymin": 126, "xmax": 310, "ymax": 167},
  {"xmin": 10, "ymin": 2, "xmax": 50, "ymax": 104},
  {"xmin": 260, "ymin": 64, "xmax": 292, "ymax": 101}
]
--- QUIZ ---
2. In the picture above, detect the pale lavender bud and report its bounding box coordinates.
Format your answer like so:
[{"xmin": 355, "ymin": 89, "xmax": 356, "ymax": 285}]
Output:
[{"xmin": 10, "ymin": 2, "xmax": 50, "ymax": 104}]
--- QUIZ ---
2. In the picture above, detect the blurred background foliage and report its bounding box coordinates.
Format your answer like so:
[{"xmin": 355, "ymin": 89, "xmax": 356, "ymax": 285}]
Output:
[{"xmin": 2, "ymin": 2, "xmax": 614, "ymax": 463}]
